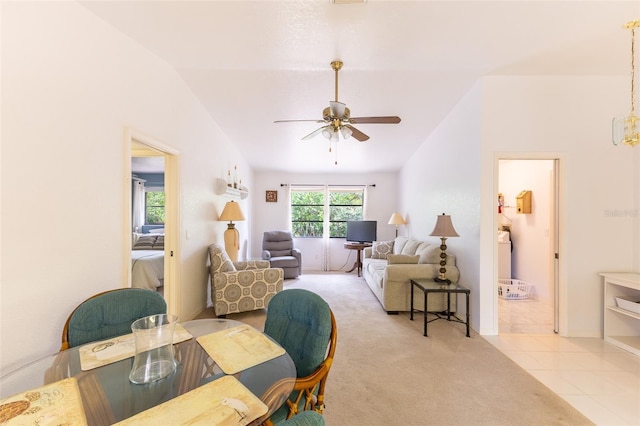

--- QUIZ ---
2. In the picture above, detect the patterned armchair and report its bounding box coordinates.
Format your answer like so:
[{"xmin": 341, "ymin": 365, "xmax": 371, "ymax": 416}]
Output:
[{"xmin": 208, "ymin": 244, "xmax": 284, "ymax": 316}]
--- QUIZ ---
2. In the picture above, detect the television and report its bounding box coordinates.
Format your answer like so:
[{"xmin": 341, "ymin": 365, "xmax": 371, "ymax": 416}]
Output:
[{"xmin": 346, "ymin": 220, "xmax": 377, "ymax": 243}]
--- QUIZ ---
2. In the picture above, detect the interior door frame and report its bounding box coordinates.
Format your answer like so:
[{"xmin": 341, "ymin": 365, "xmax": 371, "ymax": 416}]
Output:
[
  {"xmin": 125, "ymin": 128, "xmax": 181, "ymax": 318},
  {"xmin": 495, "ymin": 154, "xmax": 565, "ymax": 335}
]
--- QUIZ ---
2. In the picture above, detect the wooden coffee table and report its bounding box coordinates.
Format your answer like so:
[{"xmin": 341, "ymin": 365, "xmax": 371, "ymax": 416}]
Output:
[{"xmin": 410, "ymin": 278, "xmax": 470, "ymax": 337}]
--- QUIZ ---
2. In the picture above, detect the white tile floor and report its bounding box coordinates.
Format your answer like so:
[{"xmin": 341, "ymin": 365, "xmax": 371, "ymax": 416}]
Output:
[{"xmin": 484, "ymin": 298, "xmax": 640, "ymax": 426}]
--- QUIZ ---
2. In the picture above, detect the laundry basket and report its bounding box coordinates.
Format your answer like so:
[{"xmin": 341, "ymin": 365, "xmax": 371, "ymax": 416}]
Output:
[{"xmin": 498, "ymin": 279, "xmax": 531, "ymax": 300}]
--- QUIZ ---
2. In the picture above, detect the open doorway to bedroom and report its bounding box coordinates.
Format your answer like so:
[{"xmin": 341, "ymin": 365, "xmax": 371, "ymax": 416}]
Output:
[{"xmin": 127, "ymin": 130, "xmax": 180, "ymax": 317}]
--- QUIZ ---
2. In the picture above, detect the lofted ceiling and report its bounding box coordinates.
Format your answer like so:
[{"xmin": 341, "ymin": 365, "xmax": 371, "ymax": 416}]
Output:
[{"xmin": 82, "ymin": 1, "xmax": 640, "ymax": 174}]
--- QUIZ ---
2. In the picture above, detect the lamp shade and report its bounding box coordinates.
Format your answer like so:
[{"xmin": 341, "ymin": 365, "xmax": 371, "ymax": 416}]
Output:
[
  {"xmin": 219, "ymin": 201, "xmax": 245, "ymax": 222},
  {"xmin": 388, "ymin": 212, "xmax": 406, "ymax": 225},
  {"xmin": 429, "ymin": 213, "xmax": 459, "ymax": 237}
]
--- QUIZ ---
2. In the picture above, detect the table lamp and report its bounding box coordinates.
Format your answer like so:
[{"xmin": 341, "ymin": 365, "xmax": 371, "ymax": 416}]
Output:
[
  {"xmin": 219, "ymin": 200, "xmax": 245, "ymax": 262},
  {"xmin": 388, "ymin": 212, "xmax": 406, "ymax": 237},
  {"xmin": 429, "ymin": 213, "xmax": 459, "ymax": 284}
]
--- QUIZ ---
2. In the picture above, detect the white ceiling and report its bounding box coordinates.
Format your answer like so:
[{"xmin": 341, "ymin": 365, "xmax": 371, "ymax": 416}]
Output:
[{"xmin": 82, "ymin": 1, "xmax": 640, "ymax": 174}]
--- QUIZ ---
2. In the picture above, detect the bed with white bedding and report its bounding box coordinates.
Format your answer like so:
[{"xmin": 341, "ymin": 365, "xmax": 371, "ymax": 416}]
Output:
[{"xmin": 131, "ymin": 232, "xmax": 164, "ymax": 290}]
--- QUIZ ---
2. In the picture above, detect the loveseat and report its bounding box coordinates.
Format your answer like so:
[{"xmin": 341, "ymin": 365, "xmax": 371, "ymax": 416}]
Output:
[{"xmin": 362, "ymin": 236, "xmax": 460, "ymax": 314}]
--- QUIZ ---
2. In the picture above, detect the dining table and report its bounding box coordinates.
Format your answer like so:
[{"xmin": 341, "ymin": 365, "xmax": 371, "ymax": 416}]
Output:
[{"xmin": 0, "ymin": 318, "xmax": 296, "ymax": 425}]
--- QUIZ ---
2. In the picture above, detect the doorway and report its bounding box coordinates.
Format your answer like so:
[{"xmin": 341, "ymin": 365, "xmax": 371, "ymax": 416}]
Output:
[
  {"xmin": 126, "ymin": 129, "xmax": 181, "ymax": 317},
  {"xmin": 497, "ymin": 158, "xmax": 560, "ymax": 335}
]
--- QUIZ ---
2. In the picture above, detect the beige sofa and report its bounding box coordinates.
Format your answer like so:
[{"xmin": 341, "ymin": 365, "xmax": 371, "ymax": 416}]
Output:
[{"xmin": 362, "ymin": 236, "xmax": 460, "ymax": 314}]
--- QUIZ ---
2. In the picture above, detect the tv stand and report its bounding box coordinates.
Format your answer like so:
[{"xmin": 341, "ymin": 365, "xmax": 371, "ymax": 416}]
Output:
[{"xmin": 344, "ymin": 242, "xmax": 372, "ymax": 277}]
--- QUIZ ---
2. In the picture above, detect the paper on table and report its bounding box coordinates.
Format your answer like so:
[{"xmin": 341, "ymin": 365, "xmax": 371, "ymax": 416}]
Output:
[
  {"xmin": 196, "ymin": 324, "xmax": 286, "ymax": 374},
  {"xmin": 79, "ymin": 323, "xmax": 193, "ymax": 371},
  {"xmin": 0, "ymin": 377, "xmax": 87, "ymax": 425},
  {"xmin": 113, "ymin": 375, "xmax": 267, "ymax": 426}
]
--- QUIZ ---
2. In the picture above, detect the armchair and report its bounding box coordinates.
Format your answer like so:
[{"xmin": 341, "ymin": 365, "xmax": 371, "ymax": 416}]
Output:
[
  {"xmin": 262, "ymin": 231, "xmax": 302, "ymax": 279},
  {"xmin": 208, "ymin": 244, "xmax": 284, "ymax": 316}
]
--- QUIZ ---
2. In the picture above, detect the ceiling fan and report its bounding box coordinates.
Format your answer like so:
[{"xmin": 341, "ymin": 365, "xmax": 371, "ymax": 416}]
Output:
[{"xmin": 274, "ymin": 61, "xmax": 401, "ymax": 143}]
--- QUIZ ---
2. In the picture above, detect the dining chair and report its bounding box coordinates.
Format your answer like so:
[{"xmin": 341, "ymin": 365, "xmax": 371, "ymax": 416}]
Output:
[
  {"xmin": 262, "ymin": 289, "xmax": 337, "ymax": 424},
  {"xmin": 60, "ymin": 288, "xmax": 167, "ymax": 350},
  {"xmin": 275, "ymin": 410, "xmax": 326, "ymax": 425}
]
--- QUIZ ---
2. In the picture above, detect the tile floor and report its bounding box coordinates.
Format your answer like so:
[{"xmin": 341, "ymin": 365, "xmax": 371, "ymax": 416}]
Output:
[{"xmin": 484, "ymin": 298, "xmax": 640, "ymax": 426}]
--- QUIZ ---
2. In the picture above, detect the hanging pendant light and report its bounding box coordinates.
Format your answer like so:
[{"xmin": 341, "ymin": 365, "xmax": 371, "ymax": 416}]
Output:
[{"xmin": 613, "ymin": 20, "xmax": 640, "ymax": 147}]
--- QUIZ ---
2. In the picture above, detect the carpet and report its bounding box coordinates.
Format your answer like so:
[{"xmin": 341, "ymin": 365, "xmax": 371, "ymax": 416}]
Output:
[{"xmin": 197, "ymin": 272, "xmax": 593, "ymax": 425}]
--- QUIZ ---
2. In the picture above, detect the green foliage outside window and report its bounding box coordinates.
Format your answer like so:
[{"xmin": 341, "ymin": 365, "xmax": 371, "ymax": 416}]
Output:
[
  {"xmin": 291, "ymin": 189, "xmax": 363, "ymax": 238},
  {"xmin": 146, "ymin": 191, "xmax": 165, "ymax": 224},
  {"xmin": 291, "ymin": 191, "xmax": 324, "ymax": 237}
]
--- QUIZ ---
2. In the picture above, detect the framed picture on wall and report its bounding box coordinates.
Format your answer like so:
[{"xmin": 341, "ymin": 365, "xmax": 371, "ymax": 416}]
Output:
[{"xmin": 266, "ymin": 190, "xmax": 278, "ymax": 202}]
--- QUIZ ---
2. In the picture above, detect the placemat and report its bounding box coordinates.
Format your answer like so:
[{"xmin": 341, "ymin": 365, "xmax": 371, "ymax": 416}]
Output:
[
  {"xmin": 113, "ymin": 375, "xmax": 267, "ymax": 426},
  {"xmin": 0, "ymin": 377, "xmax": 87, "ymax": 425},
  {"xmin": 79, "ymin": 323, "xmax": 192, "ymax": 371},
  {"xmin": 196, "ymin": 324, "xmax": 286, "ymax": 374}
]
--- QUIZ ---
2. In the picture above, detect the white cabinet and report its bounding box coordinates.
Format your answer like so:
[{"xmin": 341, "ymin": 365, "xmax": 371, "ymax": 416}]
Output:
[
  {"xmin": 498, "ymin": 242, "xmax": 511, "ymax": 279},
  {"xmin": 600, "ymin": 272, "xmax": 640, "ymax": 356}
]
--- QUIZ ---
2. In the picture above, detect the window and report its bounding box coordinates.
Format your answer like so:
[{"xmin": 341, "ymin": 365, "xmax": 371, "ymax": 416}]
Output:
[
  {"xmin": 291, "ymin": 190, "xmax": 324, "ymax": 237},
  {"xmin": 145, "ymin": 191, "xmax": 165, "ymax": 224},
  {"xmin": 329, "ymin": 190, "xmax": 364, "ymax": 237},
  {"xmin": 291, "ymin": 187, "xmax": 364, "ymax": 238}
]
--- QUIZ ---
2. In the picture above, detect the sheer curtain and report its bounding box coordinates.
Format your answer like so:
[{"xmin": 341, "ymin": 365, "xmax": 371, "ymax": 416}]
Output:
[
  {"xmin": 285, "ymin": 185, "xmax": 292, "ymax": 231},
  {"xmin": 362, "ymin": 185, "xmax": 371, "ymax": 219},
  {"xmin": 132, "ymin": 180, "xmax": 145, "ymax": 232}
]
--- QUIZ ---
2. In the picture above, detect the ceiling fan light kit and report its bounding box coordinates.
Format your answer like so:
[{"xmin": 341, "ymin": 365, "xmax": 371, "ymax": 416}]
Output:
[{"xmin": 275, "ymin": 60, "xmax": 401, "ymax": 163}]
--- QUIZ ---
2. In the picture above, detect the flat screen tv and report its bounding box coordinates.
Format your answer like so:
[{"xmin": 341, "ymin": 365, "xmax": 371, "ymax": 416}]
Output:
[{"xmin": 346, "ymin": 220, "xmax": 377, "ymax": 243}]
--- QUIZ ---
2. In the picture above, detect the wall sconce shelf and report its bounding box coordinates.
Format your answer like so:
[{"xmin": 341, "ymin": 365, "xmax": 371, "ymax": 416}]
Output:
[{"xmin": 215, "ymin": 178, "xmax": 248, "ymax": 200}]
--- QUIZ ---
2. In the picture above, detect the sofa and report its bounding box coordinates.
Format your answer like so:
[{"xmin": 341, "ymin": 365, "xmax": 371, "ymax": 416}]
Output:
[{"xmin": 362, "ymin": 236, "xmax": 460, "ymax": 314}]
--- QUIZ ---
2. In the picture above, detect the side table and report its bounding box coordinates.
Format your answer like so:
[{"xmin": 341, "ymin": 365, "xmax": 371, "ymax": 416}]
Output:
[
  {"xmin": 410, "ymin": 279, "xmax": 470, "ymax": 337},
  {"xmin": 343, "ymin": 242, "xmax": 371, "ymax": 277}
]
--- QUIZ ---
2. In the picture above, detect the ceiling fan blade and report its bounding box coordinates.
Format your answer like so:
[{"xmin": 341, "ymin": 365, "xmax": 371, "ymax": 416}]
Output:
[
  {"xmin": 330, "ymin": 101, "xmax": 346, "ymax": 119},
  {"xmin": 274, "ymin": 119, "xmax": 324, "ymax": 123},
  {"xmin": 345, "ymin": 125, "xmax": 369, "ymax": 142},
  {"xmin": 349, "ymin": 116, "xmax": 401, "ymax": 124},
  {"xmin": 302, "ymin": 126, "xmax": 329, "ymax": 141}
]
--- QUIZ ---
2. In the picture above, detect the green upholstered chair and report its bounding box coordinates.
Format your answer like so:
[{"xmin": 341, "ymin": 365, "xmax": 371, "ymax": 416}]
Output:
[
  {"xmin": 263, "ymin": 289, "xmax": 337, "ymax": 424},
  {"xmin": 60, "ymin": 288, "xmax": 166, "ymax": 350},
  {"xmin": 276, "ymin": 410, "xmax": 326, "ymax": 426}
]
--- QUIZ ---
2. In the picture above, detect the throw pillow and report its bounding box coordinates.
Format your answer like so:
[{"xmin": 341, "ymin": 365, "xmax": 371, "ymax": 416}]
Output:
[
  {"xmin": 152, "ymin": 235, "xmax": 164, "ymax": 250},
  {"xmin": 132, "ymin": 235, "xmax": 157, "ymax": 250},
  {"xmin": 387, "ymin": 254, "xmax": 420, "ymax": 264},
  {"xmin": 211, "ymin": 246, "xmax": 236, "ymax": 273},
  {"xmin": 401, "ymin": 239, "xmax": 421, "ymax": 255},
  {"xmin": 371, "ymin": 240, "xmax": 394, "ymax": 259},
  {"xmin": 416, "ymin": 244, "xmax": 441, "ymax": 264}
]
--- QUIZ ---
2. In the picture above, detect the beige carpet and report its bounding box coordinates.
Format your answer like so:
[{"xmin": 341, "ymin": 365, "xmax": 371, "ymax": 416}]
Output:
[{"xmin": 197, "ymin": 272, "xmax": 593, "ymax": 425}]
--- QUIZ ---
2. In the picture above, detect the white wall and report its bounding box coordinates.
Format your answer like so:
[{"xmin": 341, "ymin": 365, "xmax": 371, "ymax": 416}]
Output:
[
  {"xmin": 399, "ymin": 76, "xmax": 640, "ymax": 337},
  {"xmin": 1, "ymin": 2, "xmax": 251, "ymax": 373},
  {"xmin": 400, "ymin": 84, "xmax": 483, "ymax": 328},
  {"xmin": 483, "ymin": 76, "xmax": 639, "ymax": 337},
  {"xmin": 251, "ymin": 171, "xmax": 399, "ymax": 271},
  {"xmin": 499, "ymin": 160, "xmax": 554, "ymax": 303}
]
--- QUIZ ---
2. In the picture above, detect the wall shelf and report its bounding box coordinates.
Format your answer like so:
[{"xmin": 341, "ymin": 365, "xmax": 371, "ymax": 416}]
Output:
[{"xmin": 215, "ymin": 178, "xmax": 248, "ymax": 200}]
